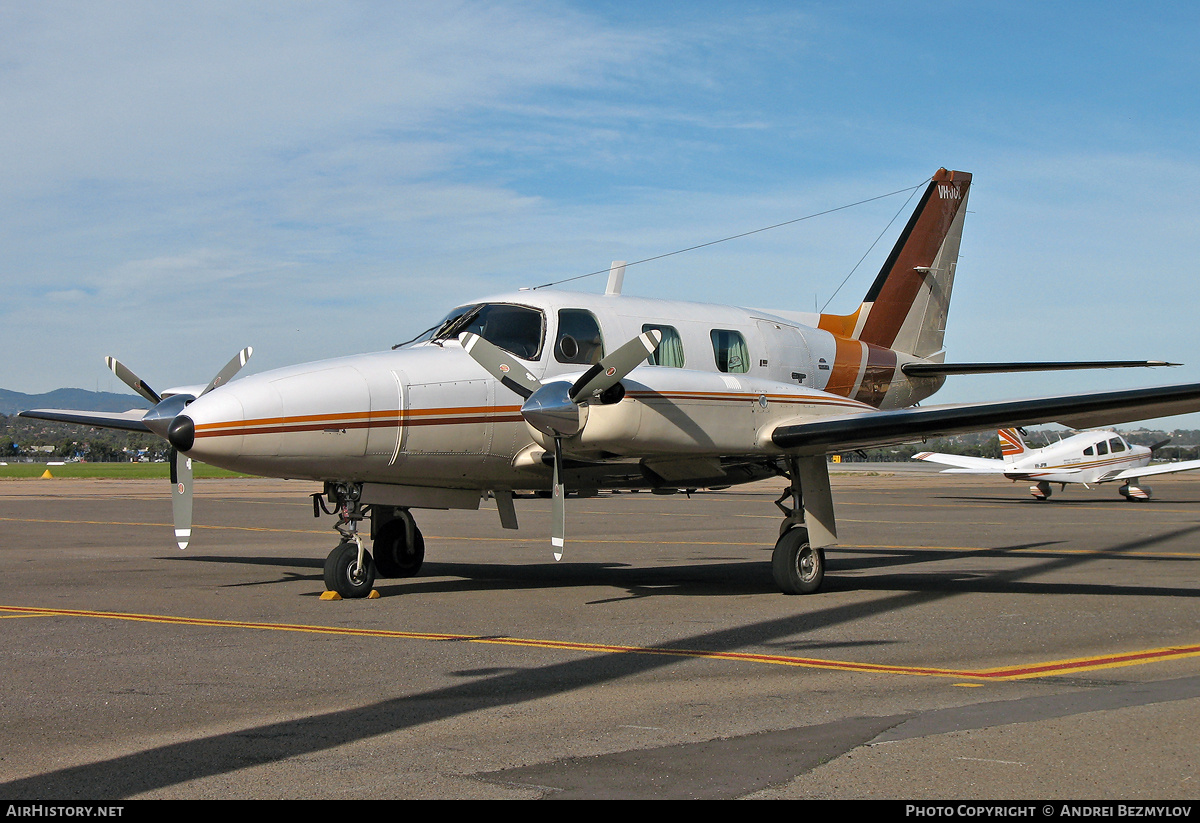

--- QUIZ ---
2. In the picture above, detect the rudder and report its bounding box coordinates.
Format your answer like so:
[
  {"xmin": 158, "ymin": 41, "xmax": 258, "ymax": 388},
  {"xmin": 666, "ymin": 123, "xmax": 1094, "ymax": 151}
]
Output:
[{"xmin": 998, "ymin": 428, "xmax": 1029, "ymax": 462}]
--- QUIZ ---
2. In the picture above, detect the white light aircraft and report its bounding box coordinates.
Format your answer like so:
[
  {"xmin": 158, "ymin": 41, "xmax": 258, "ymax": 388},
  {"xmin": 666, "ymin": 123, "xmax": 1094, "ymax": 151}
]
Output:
[
  {"xmin": 915, "ymin": 428, "xmax": 1200, "ymax": 500},
  {"xmin": 23, "ymin": 168, "xmax": 1200, "ymax": 598}
]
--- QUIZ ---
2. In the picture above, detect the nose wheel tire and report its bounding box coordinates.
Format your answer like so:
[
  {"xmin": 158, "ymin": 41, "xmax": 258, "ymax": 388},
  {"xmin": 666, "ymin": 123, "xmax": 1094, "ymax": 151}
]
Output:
[
  {"xmin": 324, "ymin": 541, "xmax": 377, "ymax": 598},
  {"xmin": 772, "ymin": 527, "xmax": 825, "ymax": 595}
]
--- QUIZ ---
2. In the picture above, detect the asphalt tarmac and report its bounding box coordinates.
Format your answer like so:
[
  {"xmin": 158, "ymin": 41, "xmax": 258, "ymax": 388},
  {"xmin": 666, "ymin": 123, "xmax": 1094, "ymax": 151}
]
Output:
[{"xmin": 1, "ymin": 467, "xmax": 1198, "ymax": 800}]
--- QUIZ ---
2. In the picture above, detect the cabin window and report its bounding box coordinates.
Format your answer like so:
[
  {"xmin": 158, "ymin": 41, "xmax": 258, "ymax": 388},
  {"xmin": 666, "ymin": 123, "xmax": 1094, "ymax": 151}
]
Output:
[
  {"xmin": 556, "ymin": 309, "xmax": 605, "ymax": 365},
  {"xmin": 1110, "ymin": 438, "xmax": 1125, "ymax": 453},
  {"xmin": 642, "ymin": 324, "xmax": 685, "ymax": 367},
  {"xmin": 1084, "ymin": 446, "xmax": 1095, "ymax": 456},
  {"xmin": 1097, "ymin": 440, "xmax": 1109, "ymax": 456},
  {"xmin": 710, "ymin": 329, "xmax": 750, "ymax": 373},
  {"xmin": 431, "ymin": 303, "xmax": 545, "ymax": 359}
]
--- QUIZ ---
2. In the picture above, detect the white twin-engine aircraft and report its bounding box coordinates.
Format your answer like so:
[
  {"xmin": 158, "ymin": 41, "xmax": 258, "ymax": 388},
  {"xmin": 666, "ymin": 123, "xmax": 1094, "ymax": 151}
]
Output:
[
  {"xmin": 915, "ymin": 428, "xmax": 1200, "ymax": 500},
  {"xmin": 24, "ymin": 169, "xmax": 1200, "ymax": 598}
]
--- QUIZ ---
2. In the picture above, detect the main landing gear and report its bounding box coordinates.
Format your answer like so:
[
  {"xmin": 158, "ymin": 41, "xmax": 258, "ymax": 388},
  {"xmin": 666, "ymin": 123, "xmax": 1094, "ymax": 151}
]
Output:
[
  {"xmin": 771, "ymin": 456, "xmax": 835, "ymax": 595},
  {"xmin": 1118, "ymin": 482, "xmax": 1151, "ymax": 501},
  {"xmin": 315, "ymin": 482, "xmax": 426, "ymax": 598}
]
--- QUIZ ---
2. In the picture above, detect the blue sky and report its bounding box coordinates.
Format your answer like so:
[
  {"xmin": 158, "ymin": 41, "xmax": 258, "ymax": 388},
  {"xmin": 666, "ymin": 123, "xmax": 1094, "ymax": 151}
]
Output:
[{"xmin": 3, "ymin": 2, "xmax": 1199, "ymax": 426}]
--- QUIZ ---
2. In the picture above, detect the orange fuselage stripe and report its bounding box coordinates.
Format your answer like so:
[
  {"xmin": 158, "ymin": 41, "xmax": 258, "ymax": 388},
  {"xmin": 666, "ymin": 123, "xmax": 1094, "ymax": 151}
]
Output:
[{"xmin": 194, "ymin": 392, "xmax": 877, "ymax": 439}]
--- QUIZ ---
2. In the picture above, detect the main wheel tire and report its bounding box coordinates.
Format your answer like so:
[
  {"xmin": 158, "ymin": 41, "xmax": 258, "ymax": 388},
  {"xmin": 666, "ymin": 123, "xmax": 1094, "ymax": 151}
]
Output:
[
  {"xmin": 373, "ymin": 518, "xmax": 425, "ymax": 578},
  {"xmin": 771, "ymin": 527, "xmax": 825, "ymax": 595},
  {"xmin": 324, "ymin": 541, "xmax": 376, "ymax": 598}
]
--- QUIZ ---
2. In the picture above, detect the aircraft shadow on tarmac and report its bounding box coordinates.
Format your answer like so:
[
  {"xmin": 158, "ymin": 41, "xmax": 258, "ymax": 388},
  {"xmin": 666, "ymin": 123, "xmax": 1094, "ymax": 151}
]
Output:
[{"xmin": 162, "ymin": 520, "xmax": 1200, "ymax": 601}]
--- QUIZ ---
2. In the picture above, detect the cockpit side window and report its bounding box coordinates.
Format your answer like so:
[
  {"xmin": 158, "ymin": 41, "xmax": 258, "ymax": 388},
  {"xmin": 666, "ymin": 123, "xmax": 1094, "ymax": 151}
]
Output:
[
  {"xmin": 1097, "ymin": 440, "xmax": 1109, "ymax": 456},
  {"xmin": 1110, "ymin": 438, "xmax": 1126, "ymax": 453},
  {"xmin": 430, "ymin": 303, "xmax": 545, "ymax": 360},
  {"xmin": 556, "ymin": 309, "xmax": 605, "ymax": 365}
]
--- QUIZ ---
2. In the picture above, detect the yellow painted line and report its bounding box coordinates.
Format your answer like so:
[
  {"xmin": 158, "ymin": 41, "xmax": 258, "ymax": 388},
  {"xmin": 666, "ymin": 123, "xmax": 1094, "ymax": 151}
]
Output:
[
  {"xmin": 3, "ymin": 605, "xmax": 1198, "ymax": 682},
  {"xmin": 840, "ymin": 543, "xmax": 1200, "ymax": 559},
  {"xmin": 7, "ymin": 516, "xmax": 1200, "ymax": 557},
  {"xmin": 0, "ymin": 516, "xmax": 327, "ymax": 535}
]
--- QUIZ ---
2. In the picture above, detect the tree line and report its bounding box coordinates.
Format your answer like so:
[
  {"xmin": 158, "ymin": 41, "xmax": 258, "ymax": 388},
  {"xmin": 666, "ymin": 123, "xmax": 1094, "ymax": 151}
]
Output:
[{"xmin": 1, "ymin": 414, "xmax": 168, "ymax": 462}]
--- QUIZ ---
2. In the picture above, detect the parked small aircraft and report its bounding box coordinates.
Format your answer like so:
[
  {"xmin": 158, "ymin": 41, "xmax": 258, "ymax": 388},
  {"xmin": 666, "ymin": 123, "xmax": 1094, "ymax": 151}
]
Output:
[
  {"xmin": 914, "ymin": 428, "xmax": 1200, "ymax": 500},
  {"xmin": 23, "ymin": 169, "xmax": 1200, "ymax": 597}
]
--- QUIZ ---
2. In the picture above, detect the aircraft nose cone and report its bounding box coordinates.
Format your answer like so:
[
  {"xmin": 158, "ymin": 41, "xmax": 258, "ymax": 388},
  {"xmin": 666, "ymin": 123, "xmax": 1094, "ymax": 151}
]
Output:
[{"xmin": 168, "ymin": 415, "xmax": 195, "ymax": 452}]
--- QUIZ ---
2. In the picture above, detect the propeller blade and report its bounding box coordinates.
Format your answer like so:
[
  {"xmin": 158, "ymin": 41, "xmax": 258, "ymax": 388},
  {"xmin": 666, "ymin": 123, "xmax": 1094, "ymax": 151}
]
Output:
[
  {"xmin": 105, "ymin": 356, "xmax": 161, "ymax": 405},
  {"xmin": 569, "ymin": 329, "xmax": 661, "ymax": 402},
  {"xmin": 1149, "ymin": 438, "xmax": 1173, "ymax": 452},
  {"xmin": 551, "ymin": 437, "xmax": 565, "ymax": 561},
  {"xmin": 459, "ymin": 332, "xmax": 541, "ymax": 399},
  {"xmin": 201, "ymin": 347, "xmax": 253, "ymax": 397},
  {"xmin": 169, "ymin": 448, "xmax": 193, "ymax": 550}
]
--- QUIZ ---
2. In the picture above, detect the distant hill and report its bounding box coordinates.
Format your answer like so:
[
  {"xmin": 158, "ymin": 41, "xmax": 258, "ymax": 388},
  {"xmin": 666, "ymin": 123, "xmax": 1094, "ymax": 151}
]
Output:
[{"xmin": 0, "ymin": 388, "xmax": 150, "ymax": 416}]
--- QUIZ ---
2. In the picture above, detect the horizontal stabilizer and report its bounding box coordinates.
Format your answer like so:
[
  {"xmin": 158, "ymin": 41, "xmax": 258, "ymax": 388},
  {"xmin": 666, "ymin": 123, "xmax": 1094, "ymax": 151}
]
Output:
[
  {"xmin": 18, "ymin": 408, "xmax": 151, "ymax": 432},
  {"xmin": 902, "ymin": 360, "xmax": 1180, "ymax": 377},
  {"xmin": 913, "ymin": 452, "xmax": 1006, "ymax": 472},
  {"xmin": 771, "ymin": 381, "xmax": 1200, "ymax": 454}
]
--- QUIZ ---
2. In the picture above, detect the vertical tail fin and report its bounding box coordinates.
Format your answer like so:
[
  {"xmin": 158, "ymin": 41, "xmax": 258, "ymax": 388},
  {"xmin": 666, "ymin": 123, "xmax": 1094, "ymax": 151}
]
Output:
[
  {"xmin": 819, "ymin": 168, "xmax": 971, "ymax": 357},
  {"xmin": 998, "ymin": 428, "xmax": 1029, "ymax": 462}
]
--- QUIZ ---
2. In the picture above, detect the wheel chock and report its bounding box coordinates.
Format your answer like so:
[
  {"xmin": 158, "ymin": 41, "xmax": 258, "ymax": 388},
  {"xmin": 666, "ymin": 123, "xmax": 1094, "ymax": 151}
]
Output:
[{"xmin": 319, "ymin": 590, "xmax": 381, "ymax": 601}]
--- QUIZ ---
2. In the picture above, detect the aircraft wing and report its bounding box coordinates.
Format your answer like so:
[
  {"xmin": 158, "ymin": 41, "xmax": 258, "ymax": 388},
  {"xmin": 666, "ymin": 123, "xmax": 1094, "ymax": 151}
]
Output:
[
  {"xmin": 1104, "ymin": 459, "xmax": 1200, "ymax": 483},
  {"xmin": 912, "ymin": 452, "xmax": 1007, "ymax": 473},
  {"xmin": 18, "ymin": 408, "xmax": 151, "ymax": 433},
  {"xmin": 771, "ymin": 381, "xmax": 1200, "ymax": 454}
]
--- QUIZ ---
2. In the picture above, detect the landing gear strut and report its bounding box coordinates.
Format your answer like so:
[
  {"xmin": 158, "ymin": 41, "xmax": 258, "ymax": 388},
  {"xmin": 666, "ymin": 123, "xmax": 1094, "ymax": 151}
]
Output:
[
  {"xmin": 317, "ymin": 482, "xmax": 376, "ymax": 598},
  {"xmin": 771, "ymin": 456, "xmax": 835, "ymax": 595}
]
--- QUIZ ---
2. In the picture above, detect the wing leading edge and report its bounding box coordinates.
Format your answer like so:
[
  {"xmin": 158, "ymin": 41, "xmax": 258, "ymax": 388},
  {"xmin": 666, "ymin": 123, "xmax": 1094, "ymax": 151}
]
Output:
[
  {"xmin": 771, "ymin": 382, "xmax": 1200, "ymax": 454},
  {"xmin": 1107, "ymin": 458, "xmax": 1200, "ymax": 483},
  {"xmin": 18, "ymin": 408, "xmax": 151, "ymax": 433}
]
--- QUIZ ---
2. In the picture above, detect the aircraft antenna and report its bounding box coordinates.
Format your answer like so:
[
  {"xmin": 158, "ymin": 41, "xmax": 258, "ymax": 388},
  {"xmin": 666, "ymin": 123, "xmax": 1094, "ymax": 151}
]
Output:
[
  {"xmin": 819, "ymin": 179, "xmax": 926, "ymax": 313},
  {"xmin": 529, "ymin": 178, "xmax": 929, "ymax": 291}
]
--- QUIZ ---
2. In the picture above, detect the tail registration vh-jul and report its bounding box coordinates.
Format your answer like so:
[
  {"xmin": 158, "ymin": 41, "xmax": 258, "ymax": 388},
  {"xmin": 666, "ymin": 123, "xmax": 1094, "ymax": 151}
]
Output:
[{"xmin": 23, "ymin": 169, "xmax": 1200, "ymax": 597}]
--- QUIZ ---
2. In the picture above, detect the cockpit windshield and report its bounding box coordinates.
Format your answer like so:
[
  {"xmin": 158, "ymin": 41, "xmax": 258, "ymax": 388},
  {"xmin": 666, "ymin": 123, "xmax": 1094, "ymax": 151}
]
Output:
[{"xmin": 414, "ymin": 303, "xmax": 546, "ymax": 360}]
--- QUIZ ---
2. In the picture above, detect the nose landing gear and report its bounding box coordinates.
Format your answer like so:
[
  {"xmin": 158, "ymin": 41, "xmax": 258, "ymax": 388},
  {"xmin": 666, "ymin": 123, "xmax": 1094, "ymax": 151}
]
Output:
[{"xmin": 316, "ymin": 482, "xmax": 377, "ymax": 599}]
